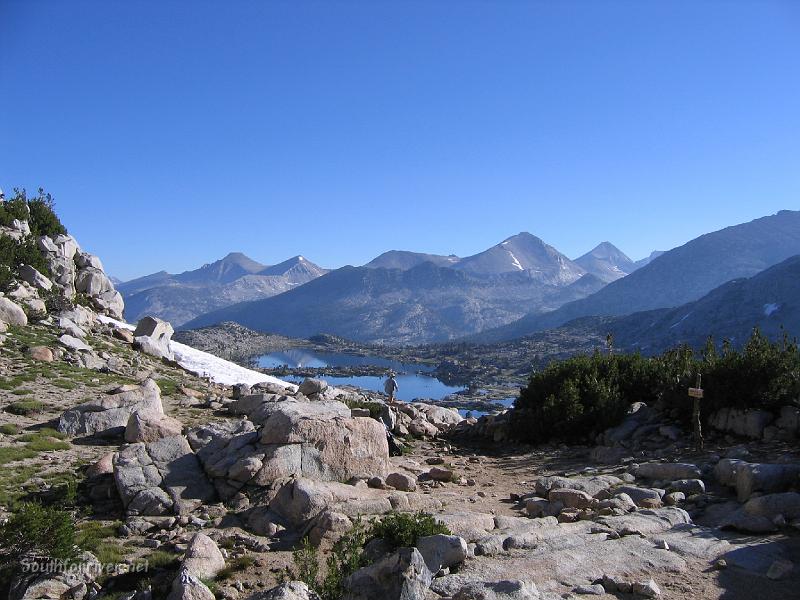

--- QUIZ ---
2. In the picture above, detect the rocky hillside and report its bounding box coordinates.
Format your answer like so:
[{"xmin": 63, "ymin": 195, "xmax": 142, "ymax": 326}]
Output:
[
  {"xmin": 597, "ymin": 253, "xmax": 800, "ymax": 353},
  {"xmin": 475, "ymin": 210, "xmax": 800, "ymax": 342},
  {"xmin": 119, "ymin": 254, "xmax": 327, "ymax": 326},
  {"xmin": 183, "ymin": 261, "xmax": 606, "ymax": 344}
]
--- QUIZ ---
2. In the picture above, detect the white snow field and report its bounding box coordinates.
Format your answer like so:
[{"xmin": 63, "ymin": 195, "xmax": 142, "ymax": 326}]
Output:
[{"xmin": 97, "ymin": 315, "xmax": 293, "ymax": 388}]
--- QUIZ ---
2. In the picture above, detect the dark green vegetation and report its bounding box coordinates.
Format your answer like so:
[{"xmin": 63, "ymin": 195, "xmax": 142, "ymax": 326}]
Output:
[
  {"xmin": 0, "ymin": 502, "xmax": 76, "ymax": 561},
  {"xmin": 368, "ymin": 511, "xmax": 451, "ymax": 551},
  {"xmin": 512, "ymin": 329, "xmax": 800, "ymax": 443},
  {"xmin": 290, "ymin": 512, "xmax": 451, "ymax": 600},
  {"xmin": 0, "ymin": 188, "xmax": 67, "ymax": 237},
  {"xmin": 0, "ymin": 188, "xmax": 67, "ymax": 291}
]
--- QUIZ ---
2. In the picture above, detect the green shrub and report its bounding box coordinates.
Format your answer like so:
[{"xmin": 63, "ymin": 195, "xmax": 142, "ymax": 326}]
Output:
[
  {"xmin": 511, "ymin": 329, "xmax": 800, "ymax": 444},
  {"xmin": 320, "ymin": 518, "xmax": 370, "ymax": 600},
  {"xmin": 368, "ymin": 511, "xmax": 451, "ymax": 551},
  {"xmin": 0, "ymin": 502, "xmax": 76, "ymax": 560},
  {"xmin": 0, "ymin": 424, "xmax": 19, "ymax": 435},
  {"xmin": 290, "ymin": 537, "xmax": 320, "ymax": 592},
  {"xmin": 0, "ymin": 188, "xmax": 66, "ymax": 292},
  {"xmin": 0, "ymin": 235, "xmax": 51, "ymax": 292},
  {"xmin": 140, "ymin": 549, "xmax": 179, "ymax": 570},
  {"xmin": 344, "ymin": 399, "xmax": 384, "ymax": 420},
  {"xmin": 0, "ymin": 196, "xmax": 29, "ymax": 227},
  {"xmin": 1, "ymin": 188, "xmax": 66, "ymax": 238},
  {"xmin": 0, "ymin": 446, "xmax": 38, "ymax": 466},
  {"xmin": 22, "ymin": 435, "xmax": 70, "ymax": 452},
  {"xmin": 288, "ymin": 512, "xmax": 449, "ymax": 600},
  {"xmin": 6, "ymin": 400, "xmax": 46, "ymax": 416}
]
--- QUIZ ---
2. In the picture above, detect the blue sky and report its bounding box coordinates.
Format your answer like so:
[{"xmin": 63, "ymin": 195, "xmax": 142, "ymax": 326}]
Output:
[{"xmin": 2, "ymin": 1, "xmax": 799, "ymax": 280}]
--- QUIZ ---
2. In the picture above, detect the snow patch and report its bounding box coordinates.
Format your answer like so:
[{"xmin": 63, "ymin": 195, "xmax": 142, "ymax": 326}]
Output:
[
  {"xmin": 670, "ymin": 312, "xmax": 692, "ymax": 329},
  {"xmin": 97, "ymin": 315, "xmax": 294, "ymax": 389},
  {"xmin": 763, "ymin": 303, "xmax": 779, "ymax": 317},
  {"xmin": 506, "ymin": 249, "xmax": 524, "ymax": 271}
]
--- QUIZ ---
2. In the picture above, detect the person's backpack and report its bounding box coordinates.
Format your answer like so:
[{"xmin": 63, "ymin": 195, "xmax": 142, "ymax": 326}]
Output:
[{"xmin": 383, "ymin": 378, "xmax": 395, "ymax": 394}]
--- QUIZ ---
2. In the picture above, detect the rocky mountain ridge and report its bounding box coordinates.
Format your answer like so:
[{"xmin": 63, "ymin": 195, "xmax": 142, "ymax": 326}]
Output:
[
  {"xmin": 182, "ymin": 261, "xmax": 607, "ymax": 344},
  {"xmin": 119, "ymin": 254, "xmax": 328, "ymax": 326},
  {"xmin": 473, "ymin": 210, "xmax": 800, "ymax": 343}
]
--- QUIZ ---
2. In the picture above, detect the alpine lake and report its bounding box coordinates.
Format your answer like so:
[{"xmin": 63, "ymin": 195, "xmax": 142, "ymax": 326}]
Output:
[{"xmin": 255, "ymin": 348, "xmax": 515, "ymax": 417}]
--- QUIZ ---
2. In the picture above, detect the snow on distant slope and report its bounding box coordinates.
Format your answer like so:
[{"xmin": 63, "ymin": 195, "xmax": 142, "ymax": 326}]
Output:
[{"xmin": 97, "ymin": 315, "xmax": 294, "ymax": 388}]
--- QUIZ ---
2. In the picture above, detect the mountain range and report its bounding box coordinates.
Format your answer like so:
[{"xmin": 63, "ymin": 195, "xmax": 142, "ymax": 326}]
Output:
[
  {"xmin": 119, "ymin": 253, "xmax": 327, "ymax": 325},
  {"xmin": 182, "ymin": 256, "xmax": 607, "ymax": 344},
  {"xmin": 550, "ymin": 253, "xmax": 800, "ymax": 354},
  {"xmin": 126, "ymin": 233, "xmax": 635, "ymax": 337},
  {"xmin": 126, "ymin": 209, "xmax": 800, "ymax": 350},
  {"xmin": 472, "ymin": 210, "xmax": 800, "ymax": 343}
]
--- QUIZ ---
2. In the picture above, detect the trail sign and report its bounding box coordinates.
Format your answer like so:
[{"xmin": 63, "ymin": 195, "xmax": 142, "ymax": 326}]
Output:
[{"xmin": 689, "ymin": 374, "xmax": 704, "ymax": 450}]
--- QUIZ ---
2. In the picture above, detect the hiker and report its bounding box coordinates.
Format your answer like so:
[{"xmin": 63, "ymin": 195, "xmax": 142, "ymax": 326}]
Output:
[{"xmin": 384, "ymin": 372, "xmax": 399, "ymax": 404}]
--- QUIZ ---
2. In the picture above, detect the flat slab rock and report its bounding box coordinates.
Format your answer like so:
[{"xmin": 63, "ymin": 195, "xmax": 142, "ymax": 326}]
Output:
[
  {"xmin": 459, "ymin": 508, "xmax": 704, "ymax": 596},
  {"xmin": 269, "ymin": 477, "xmax": 442, "ymax": 528}
]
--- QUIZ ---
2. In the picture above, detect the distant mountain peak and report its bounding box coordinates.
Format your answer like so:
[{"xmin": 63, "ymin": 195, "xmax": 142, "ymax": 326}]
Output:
[
  {"xmin": 574, "ymin": 242, "xmax": 635, "ymax": 283},
  {"xmin": 455, "ymin": 232, "xmax": 584, "ymax": 283}
]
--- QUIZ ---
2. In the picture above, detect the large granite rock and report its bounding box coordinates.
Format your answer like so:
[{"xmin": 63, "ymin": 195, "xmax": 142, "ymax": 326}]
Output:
[
  {"xmin": 709, "ymin": 407, "xmax": 774, "ymax": 439},
  {"xmin": 269, "ymin": 478, "xmax": 441, "ymax": 529},
  {"xmin": 113, "ymin": 434, "xmax": 216, "ymax": 516},
  {"xmin": 18, "ymin": 264, "xmax": 52, "ymax": 291},
  {"xmin": 191, "ymin": 401, "xmax": 389, "ymax": 499},
  {"xmin": 134, "ymin": 316, "xmax": 175, "ymax": 361},
  {"xmin": 0, "ymin": 297, "xmax": 27, "ymax": 326},
  {"xmin": 182, "ymin": 533, "xmax": 225, "ymax": 579},
  {"xmin": 58, "ymin": 378, "xmax": 164, "ymax": 437},
  {"xmin": 715, "ymin": 458, "xmax": 800, "ymax": 501}
]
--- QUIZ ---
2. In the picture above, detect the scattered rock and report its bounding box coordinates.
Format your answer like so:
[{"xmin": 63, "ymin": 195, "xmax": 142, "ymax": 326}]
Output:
[
  {"xmin": 386, "ymin": 472, "xmax": 417, "ymax": 492},
  {"xmin": 28, "ymin": 345, "xmax": 54, "ymax": 362}
]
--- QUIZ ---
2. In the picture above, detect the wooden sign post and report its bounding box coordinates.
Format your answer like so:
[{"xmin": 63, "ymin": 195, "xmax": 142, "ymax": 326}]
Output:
[{"xmin": 688, "ymin": 374, "xmax": 704, "ymax": 450}]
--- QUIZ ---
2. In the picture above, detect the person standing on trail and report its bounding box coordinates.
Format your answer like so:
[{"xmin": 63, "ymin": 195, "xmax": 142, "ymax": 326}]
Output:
[{"xmin": 384, "ymin": 372, "xmax": 399, "ymax": 404}]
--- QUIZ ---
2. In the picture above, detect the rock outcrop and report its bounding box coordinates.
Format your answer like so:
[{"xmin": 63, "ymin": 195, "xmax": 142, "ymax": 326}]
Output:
[
  {"xmin": 113, "ymin": 434, "xmax": 217, "ymax": 516},
  {"xmin": 58, "ymin": 379, "xmax": 164, "ymax": 437}
]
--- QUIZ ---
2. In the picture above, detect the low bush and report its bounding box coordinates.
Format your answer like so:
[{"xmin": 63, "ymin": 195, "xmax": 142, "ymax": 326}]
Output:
[
  {"xmin": 511, "ymin": 329, "xmax": 800, "ymax": 444},
  {"xmin": 0, "ymin": 446, "xmax": 38, "ymax": 466},
  {"xmin": 344, "ymin": 399, "xmax": 384, "ymax": 420},
  {"xmin": 289, "ymin": 512, "xmax": 449, "ymax": 600},
  {"xmin": 6, "ymin": 400, "xmax": 46, "ymax": 416},
  {"xmin": 0, "ymin": 502, "xmax": 76, "ymax": 561},
  {"xmin": 368, "ymin": 511, "xmax": 451, "ymax": 551},
  {"xmin": 0, "ymin": 424, "xmax": 19, "ymax": 435},
  {"xmin": 22, "ymin": 434, "xmax": 70, "ymax": 452}
]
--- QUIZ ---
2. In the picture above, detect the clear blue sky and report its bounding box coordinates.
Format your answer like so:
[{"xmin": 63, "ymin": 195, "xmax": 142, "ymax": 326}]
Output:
[{"xmin": 2, "ymin": 1, "xmax": 799, "ymax": 280}]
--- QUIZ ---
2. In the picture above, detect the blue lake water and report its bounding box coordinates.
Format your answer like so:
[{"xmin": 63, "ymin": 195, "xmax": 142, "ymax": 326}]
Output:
[
  {"xmin": 257, "ymin": 349, "xmax": 461, "ymax": 401},
  {"xmin": 257, "ymin": 349, "xmax": 434, "ymax": 373}
]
